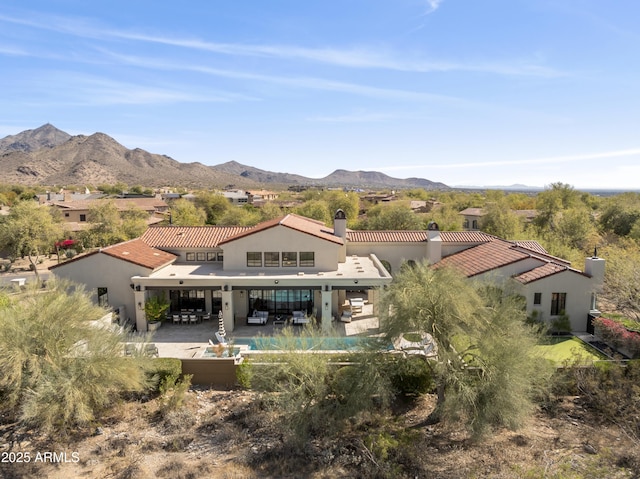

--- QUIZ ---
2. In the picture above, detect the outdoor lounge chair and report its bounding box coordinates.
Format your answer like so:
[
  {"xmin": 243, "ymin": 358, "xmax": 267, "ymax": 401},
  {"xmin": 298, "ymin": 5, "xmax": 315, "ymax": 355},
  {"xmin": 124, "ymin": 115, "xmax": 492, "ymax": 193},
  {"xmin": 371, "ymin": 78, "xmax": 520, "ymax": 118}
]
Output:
[
  {"xmin": 214, "ymin": 332, "xmax": 227, "ymax": 345},
  {"xmin": 123, "ymin": 343, "xmax": 136, "ymax": 356},
  {"xmin": 340, "ymin": 310, "xmax": 352, "ymax": 323},
  {"xmin": 144, "ymin": 343, "xmax": 159, "ymax": 357}
]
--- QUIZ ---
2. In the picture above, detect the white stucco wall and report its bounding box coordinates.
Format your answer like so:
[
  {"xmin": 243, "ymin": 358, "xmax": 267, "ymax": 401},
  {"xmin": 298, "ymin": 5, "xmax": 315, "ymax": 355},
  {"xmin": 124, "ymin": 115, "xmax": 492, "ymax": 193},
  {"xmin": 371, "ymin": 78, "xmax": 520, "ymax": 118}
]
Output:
[
  {"xmin": 222, "ymin": 226, "xmax": 341, "ymax": 272},
  {"xmin": 346, "ymin": 243, "xmax": 427, "ymax": 274},
  {"xmin": 522, "ymin": 271, "xmax": 595, "ymax": 332},
  {"xmin": 50, "ymin": 254, "xmax": 152, "ymax": 328}
]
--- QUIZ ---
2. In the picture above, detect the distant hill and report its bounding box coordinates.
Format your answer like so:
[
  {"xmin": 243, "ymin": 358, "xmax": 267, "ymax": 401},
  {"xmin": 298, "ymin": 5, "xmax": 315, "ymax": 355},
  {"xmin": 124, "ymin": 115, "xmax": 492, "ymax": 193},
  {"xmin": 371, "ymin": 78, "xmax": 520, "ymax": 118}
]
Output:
[
  {"xmin": 0, "ymin": 125, "xmax": 449, "ymax": 190},
  {"xmin": 0, "ymin": 127, "xmax": 256, "ymax": 188},
  {"xmin": 0, "ymin": 123, "xmax": 71, "ymax": 153},
  {"xmin": 213, "ymin": 162, "xmax": 449, "ymax": 190}
]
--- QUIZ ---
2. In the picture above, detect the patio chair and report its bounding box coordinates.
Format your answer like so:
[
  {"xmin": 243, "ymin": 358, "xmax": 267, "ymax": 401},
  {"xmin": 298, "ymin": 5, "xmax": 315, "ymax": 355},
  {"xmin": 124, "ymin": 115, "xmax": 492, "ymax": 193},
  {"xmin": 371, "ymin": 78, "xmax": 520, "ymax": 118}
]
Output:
[
  {"xmin": 172, "ymin": 314, "xmax": 181, "ymax": 325},
  {"xmin": 144, "ymin": 343, "xmax": 159, "ymax": 357},
  {"xmin": 189, "ymin": 314, "xmax": 198, "ymax": 325},
  {"xmin": 123, "ymin": 343, "xmax": 136, "ymax": 356},
  {"xmin": 202, "ymin": 312, "xmax": 211, "ymax": 321},
  {"xmin": 181, "ymin": 314, "xmax": 189, "ymax": 325}
]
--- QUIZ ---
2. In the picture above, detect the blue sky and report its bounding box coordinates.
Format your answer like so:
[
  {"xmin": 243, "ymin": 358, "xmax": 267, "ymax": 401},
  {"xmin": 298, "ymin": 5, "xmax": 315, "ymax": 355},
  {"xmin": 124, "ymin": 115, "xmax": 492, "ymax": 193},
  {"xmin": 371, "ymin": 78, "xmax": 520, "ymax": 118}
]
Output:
[{"xmin": 1, "ymin": 1, "xmax": 640, "ymax": 189}]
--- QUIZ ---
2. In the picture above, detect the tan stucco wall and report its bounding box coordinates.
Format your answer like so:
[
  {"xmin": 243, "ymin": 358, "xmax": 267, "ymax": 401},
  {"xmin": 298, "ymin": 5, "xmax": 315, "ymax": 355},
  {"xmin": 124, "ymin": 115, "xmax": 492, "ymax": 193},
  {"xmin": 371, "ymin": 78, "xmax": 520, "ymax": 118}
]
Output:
[{"xmin": 346, "ymin": 243, "xmax": 427, "ymax": 274}]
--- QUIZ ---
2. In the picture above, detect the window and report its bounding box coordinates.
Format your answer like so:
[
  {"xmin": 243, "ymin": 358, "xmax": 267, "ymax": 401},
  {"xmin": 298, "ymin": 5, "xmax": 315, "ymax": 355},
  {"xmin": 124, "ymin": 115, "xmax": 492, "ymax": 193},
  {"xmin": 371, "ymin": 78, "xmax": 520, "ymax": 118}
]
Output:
[
  {"xmin": 463, "ymin": 219, "xmax": 469, "ymax": 229},
  {"xmin": 299, "ymin": 252, "xmax": 314, "ymax": 267},
  {"xmin": 79, "ymin": 214, "xmax": 86, "ymax": 222},
  {"xmin": 186, "ymin": 252, "xmax": 195, "ymax": 261},
  {"xmin": 471, "ymin": 220, "xmax": 478, "ymax": 229},
  {"xmin": 64, "ymin": 212, "xmax": 70, "ymax": 217},
  {"xmin": 247, "ymin": 252, "xmax": 262, "ymax": 267},
  {"xmin": 550, "ymin": 293, "xmax": 566, "ymax": 316},
  {"xmin": 207, "ymin": 252, "xmax": 216, "ymax": 261},
  {"xmin": 97, "ymin": 287, "xmax": 108, "ymax": 307},
  {"xmin": 217, "ymin": 252, "xmax": 224, "ymax": 262},
  {"xmin": 282, "ymin": 252, "xmax": 297, "ymax": 267},
  {"xmin": 196, "ymin": 252, "xmax": 206, "ymax": 261},
  {"xmin": 264, "ymin": 252, "xmax": 279, "ymax": 267},
  {"xmin": 534, "ymin": 293, "xmax": 542, "ymax": 305}
]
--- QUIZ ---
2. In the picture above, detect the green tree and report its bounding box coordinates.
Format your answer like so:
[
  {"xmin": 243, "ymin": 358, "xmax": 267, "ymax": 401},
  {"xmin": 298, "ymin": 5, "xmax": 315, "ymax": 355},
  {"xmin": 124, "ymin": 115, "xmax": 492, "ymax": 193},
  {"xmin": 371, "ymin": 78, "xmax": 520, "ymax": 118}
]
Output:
[
  {"xmin": 599, "ymin": 192, "xmax": 640, "ymax": 237},
  {"xmin": 379, "ymin": 263, "xmax": 549, "ymax": 437},
  {"xmin": 480, "ymin": 201, "xmax": 524, "ymax": 239},
  {"xmin": 217, "ymin": 205, "xmax": 262, "ymax": 226},
  {"xmin": 359, "ymin": 202, "xmax": 423, "ymax": 230},
  {"xmin": 602, "ymin": 241, "xmax": 640, "ymax": 321},
  {"xmin": 170, "ymin": 199, "xmax": 206, "ymax": 226},
  {"xmin": 294, "ymin": 200, "xmax": 331, "ymax": 224},
  {"xmin": 259, "ymin": 202, "xmax": 284, "ymax": 222},
  {"xmin": 82, "ymin": 200, "xmax": 127, "ymax": 247},
  {"xmin": 0, "ymin": 280, "xmax": 151, "ymax": 433},
  {"xmin": 324, "ymin": 191, "xmax": 360, "ymax": 225},
  {"xmin": 0, "ymin": 200, "xmax": 64, "ymax": 281},
  {"xmin": 249, "ymin": 327, "xmax": 392, "ymax": 443},
  {"xmin": 194, "ymin": 191, "xmax": 231, "ymax": 224}
]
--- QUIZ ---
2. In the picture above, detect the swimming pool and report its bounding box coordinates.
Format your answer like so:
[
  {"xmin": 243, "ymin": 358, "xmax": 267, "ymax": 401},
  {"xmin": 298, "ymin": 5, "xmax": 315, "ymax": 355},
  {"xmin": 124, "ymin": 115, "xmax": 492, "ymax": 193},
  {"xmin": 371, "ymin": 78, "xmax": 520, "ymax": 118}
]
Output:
[{"xmin": 231, "ymin": 336, "xmax": 380, "ymax": 351}]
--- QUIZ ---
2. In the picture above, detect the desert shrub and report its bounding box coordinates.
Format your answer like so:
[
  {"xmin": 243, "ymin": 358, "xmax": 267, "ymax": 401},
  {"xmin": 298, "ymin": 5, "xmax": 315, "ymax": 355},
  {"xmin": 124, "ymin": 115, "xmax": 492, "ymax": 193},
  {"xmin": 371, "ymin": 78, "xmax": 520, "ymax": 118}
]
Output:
[
  {"xmin": 381, "ymin": 356, "xmax": 435, "ymax": 396},
  {"xmin": 145, "ymin": 358, "xmax": 182, "ymax": 394},
  {"xmin": 551, "ymin": 311, "xmax": 571, "ymax": 334},
  {"xmin": 235, "ymin": 360, "xmax": 252, "ymax": 388},
  {"xmin": 160, "ymin": 374, "xmax": 192, "ymax": 414}
]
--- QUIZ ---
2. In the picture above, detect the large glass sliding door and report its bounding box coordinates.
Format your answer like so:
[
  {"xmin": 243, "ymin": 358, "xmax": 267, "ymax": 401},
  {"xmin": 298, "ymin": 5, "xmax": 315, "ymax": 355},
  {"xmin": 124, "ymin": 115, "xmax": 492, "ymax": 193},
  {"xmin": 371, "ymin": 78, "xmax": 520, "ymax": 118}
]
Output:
[{"xmin": 248, "ymin": 289, "xmax": 313, "ymax": 315}]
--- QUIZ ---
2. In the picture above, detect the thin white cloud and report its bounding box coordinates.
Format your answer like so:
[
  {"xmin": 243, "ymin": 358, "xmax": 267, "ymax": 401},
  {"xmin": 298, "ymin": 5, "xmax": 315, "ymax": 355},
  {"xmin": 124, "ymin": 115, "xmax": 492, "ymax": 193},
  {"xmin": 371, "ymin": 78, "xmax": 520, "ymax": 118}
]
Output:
[
  {"xmin": 379, "ymin": 148, "xmax": 640, "ymax": 171},
  {"xmin": 0, "ymin": 11, "xmax": 564, "ymax": 77},
  {"xmin": 424, "ymin": 1, "xmax": 444, "ymax": 16},
  {"xmin": 307, "ymin": 112, "xmax": 399, "ymax": 123}
]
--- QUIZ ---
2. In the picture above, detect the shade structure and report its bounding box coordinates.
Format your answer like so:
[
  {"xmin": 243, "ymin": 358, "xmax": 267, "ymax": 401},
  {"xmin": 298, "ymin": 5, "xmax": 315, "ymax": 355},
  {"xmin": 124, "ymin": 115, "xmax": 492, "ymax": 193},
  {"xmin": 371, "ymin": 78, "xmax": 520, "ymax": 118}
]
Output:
[{"xmin": 217, "ymin": 310, "xmax": 226, "ymax": 338}]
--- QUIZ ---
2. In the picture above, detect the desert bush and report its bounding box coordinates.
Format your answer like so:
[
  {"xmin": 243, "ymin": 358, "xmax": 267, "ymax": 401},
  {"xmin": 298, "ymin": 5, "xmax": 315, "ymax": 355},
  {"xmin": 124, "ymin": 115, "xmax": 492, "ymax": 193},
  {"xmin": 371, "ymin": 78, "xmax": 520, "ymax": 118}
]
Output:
[
  {"xmin": 145, "ymin": 358, "xmax": 182, "ymax": 394},
  {"xmin": 0, "ymin": 279, "xmax": 151, "ymax": 433}
]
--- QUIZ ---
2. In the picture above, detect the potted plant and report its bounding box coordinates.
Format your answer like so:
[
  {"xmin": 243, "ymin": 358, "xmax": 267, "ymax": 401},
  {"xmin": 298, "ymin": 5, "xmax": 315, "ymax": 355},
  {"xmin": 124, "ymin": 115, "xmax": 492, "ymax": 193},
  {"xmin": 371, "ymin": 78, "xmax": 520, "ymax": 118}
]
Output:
[{"xmin": 144, "ymin": 292, "xmax": 170, "ymax": 332}]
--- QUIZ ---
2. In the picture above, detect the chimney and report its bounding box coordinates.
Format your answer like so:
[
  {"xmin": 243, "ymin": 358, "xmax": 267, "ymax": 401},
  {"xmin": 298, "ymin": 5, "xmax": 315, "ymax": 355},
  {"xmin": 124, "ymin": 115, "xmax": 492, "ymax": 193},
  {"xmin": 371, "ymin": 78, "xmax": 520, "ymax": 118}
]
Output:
[
  {"xmin": 426, "ymin": 221, "xmax": 442, "ymax": 264},
  {"xmin": 334, "ymin": 209, "xmax": 347, "ymax": 240},
  {"xmin": 584, "ymin": 254, "xmax": 605, "ymax": 292}
]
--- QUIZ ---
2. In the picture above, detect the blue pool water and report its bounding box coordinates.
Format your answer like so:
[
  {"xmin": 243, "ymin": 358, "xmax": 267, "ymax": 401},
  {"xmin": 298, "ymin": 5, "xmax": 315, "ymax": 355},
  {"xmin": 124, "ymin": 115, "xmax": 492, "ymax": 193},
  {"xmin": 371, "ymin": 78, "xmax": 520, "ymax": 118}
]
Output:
[{"xmin": 232, "ymin": 336, "xmax": 379, "ymax": 351}]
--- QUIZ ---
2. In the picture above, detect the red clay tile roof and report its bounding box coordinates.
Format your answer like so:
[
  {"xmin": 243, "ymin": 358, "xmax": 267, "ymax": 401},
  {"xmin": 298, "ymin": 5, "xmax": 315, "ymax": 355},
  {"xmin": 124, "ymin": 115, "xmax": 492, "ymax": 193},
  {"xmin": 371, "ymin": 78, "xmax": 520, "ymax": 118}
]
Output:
[
  {"xmin": 141, "ymin": 225, "xmax": 252, "ymax": 248},
  {"xmin": 346, "ymin": 230, "xmax": 495, "ymax": 244},
  {"xmin": 514, "ymin": 241, "xmax": 548, "ymax": 255},
  {"xmin": 434, "ymin": 240, "xmax": 530, "ymax": 277},
  {"xmin": 49, "ymin": 239, "xmax": 176, "ymax": 271},
  {"xmin": 218, "ymin": 214, "xmax": 343, "ymax": 245},
  {"xmin": 347, "ymin": 231, "xmax": 429, "ymax": 243},
  {"xmin": 514, "ymin": 263, "xmax": 569, "ymax": 284},
  {"xmin": 100, "ymin": 239, "xmax": 177, "ymax": 269}
]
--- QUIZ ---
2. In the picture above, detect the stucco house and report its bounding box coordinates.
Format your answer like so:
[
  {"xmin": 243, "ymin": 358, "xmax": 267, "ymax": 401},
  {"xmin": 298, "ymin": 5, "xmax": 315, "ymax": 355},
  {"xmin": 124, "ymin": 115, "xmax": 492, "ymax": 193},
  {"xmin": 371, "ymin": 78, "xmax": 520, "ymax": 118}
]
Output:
[{"xmin": 50, "ymin": 210, "xmax": 604, "ymax": 334}]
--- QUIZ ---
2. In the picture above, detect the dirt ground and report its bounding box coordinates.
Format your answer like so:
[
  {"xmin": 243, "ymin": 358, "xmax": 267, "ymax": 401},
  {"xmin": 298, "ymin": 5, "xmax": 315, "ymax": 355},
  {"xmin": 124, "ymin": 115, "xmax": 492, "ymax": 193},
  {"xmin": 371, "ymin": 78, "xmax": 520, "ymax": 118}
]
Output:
[{"xmin": 1, "ymin": 387, "xmax": 638, "ymax": 479}]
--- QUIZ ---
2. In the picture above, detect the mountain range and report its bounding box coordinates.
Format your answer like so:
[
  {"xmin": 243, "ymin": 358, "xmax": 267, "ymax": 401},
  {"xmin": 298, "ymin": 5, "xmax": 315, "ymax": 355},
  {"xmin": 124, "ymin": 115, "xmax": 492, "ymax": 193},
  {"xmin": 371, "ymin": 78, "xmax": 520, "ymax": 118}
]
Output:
[{"xmin": 0, "ymin": 124, "xmax": 449, "ymax": 190}]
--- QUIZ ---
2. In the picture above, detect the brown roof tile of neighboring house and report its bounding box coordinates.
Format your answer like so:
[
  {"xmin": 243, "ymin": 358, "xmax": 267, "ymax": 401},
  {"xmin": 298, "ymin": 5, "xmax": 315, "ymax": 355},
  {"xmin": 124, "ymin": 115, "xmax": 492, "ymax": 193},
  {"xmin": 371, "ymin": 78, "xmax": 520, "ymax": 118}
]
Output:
[
  {"xmin": 219, "ymin": 214, "xmax": 343, "ymax": 245},
  {"xmin": 51, "ymin": 198, "xmax": 168, "ymax": 212},
  {"xmin": 101, "ymin": 239, "xmax": 177, "ymax": 269},
  {"xmin": 459, "ymin": 207, "xmax": 486, "ymax": 216},
  {"xmin": 141, "ymin": 225, "xmax": 252, "ymax": 249},
  {"xmin": 439, "ymin": 231, "xmax": 496, "ymax": 243}
]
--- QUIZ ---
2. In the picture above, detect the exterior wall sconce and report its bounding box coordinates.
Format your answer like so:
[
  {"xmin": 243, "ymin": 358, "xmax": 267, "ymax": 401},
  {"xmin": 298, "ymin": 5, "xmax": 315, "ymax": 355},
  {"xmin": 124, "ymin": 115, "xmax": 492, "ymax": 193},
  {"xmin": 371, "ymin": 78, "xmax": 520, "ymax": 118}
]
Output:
[
  {"xmin": 225, "ymin": 302, "xmax": 229, "ymax": 310},
  {"xmin": 135, "ymin": 285, "xmax": 141, "ymax": 291},
  {"xmin": 137, "ymin": 302, "xmax": 142, "ymax": 310},
  {"xmin": 179, "ymin": 280, "xmax": 184, "ymax": 285},
  {"xmin": 354, "ymin": 280, "xmax": 358, "ymax": 284},
  {"xmin": 274, "ymin": 280, "xmax": 279, "ymax": 284},
  {"xmin": 130, "ymin": 283, "xmax": 135, "ymax": 290},
  {"xmin": 223, "ymin": 284, "xmax": 229, "ymax": 291},
  {"xmin": 324, "ymin": 302, "xmax": 329, "ymax": 310}
]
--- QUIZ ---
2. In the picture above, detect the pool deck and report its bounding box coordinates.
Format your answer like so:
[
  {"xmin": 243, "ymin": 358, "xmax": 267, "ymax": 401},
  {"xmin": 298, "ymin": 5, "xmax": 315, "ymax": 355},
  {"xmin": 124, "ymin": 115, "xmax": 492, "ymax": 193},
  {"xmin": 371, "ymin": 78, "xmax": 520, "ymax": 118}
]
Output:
[{"xmin": 144, "ymin": 302, "xmax": 379, "ymax": 359}]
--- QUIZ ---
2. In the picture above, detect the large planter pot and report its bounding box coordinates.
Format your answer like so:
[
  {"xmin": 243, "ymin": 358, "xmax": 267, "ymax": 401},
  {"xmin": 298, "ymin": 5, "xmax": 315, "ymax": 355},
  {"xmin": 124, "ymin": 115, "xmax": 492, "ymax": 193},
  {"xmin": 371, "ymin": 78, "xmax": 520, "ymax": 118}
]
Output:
[{"xmin": 148, "ymin": 321, "xmax": 162, "ymax": 332}]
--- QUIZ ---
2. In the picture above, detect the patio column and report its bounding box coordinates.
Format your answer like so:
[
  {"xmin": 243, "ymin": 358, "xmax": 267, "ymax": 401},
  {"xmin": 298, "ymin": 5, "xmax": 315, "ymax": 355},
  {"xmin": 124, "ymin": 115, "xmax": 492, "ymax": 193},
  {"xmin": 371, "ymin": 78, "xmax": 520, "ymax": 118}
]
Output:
[
  {"xmin": 221, "ymin": 287, "xmax": 234, "ymax": 332},
  {"xmin": 133, "ymin": 287, "xmax": 147, "ymax": 332},
  {"xmin": 321, "ymin": 287, "xmax": 333, "ymax": 332}
]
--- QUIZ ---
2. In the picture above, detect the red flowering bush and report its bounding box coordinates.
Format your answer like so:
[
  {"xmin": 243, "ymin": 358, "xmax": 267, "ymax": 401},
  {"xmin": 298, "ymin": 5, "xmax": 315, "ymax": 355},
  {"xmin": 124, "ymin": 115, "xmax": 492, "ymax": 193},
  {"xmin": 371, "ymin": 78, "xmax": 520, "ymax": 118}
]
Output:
[{"xmin": 594, "ymin": 317, "xmax": 640, "ymax": 358}]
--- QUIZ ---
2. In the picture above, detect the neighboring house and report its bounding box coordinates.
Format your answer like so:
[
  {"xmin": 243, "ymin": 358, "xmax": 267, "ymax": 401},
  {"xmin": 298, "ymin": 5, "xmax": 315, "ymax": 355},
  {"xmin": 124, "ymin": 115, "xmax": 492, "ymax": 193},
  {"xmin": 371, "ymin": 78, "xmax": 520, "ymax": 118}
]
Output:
[
  {"xmin": 49, "ymin": 197, "xmax": 169, "ymax": 232},
  {"xmin": 459, "ymin": 207, "xmax": 486, "ymax": 230},
  {"xmin": 50, "ymin": 210, "xmax": 604, "ymax": 334},
  {"xmin": 223, "ymin": 190, "xmax": 251, "ymax": 205},
  {"xmin": 247, "ymin": 190, "xmax": 279, "ymax": 202},
  {"xmin": 460, "ymin": 207, "xmax": 538, "ymax": 230}
]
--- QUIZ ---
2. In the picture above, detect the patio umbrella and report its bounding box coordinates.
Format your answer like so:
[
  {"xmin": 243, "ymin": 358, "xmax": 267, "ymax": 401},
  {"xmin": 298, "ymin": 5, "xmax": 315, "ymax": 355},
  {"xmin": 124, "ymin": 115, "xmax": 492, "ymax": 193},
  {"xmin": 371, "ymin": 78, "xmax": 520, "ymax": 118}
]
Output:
[{"xmin": 217, "ymin": 310, "xmax": 226, "ymax": 338}]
